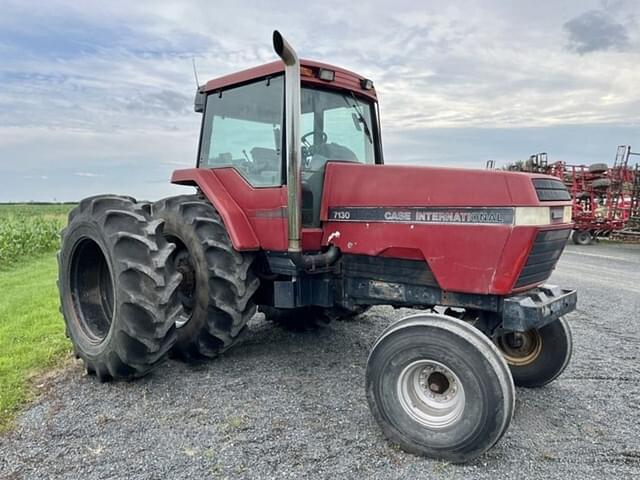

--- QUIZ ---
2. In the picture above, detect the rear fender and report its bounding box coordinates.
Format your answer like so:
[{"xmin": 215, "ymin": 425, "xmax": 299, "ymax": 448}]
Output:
[{"xmin": 171, "ymin": 168, "xmax": 260, "ymax": 250}]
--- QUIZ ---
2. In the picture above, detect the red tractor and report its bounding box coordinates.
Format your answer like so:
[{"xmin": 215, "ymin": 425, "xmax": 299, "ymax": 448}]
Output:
[{"xmin": 58, "ymin": 32, "xmax": 577, "ymax": 462}]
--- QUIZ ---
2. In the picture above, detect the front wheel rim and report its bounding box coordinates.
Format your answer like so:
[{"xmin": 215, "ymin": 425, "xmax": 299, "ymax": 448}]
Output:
[
  {"xmin": 496, "ymin": 330, "xmax": 543, "ymax": 366},
  {"xmin": 397, "ymin": 359, "xmax": 466, "ymax": 429}
]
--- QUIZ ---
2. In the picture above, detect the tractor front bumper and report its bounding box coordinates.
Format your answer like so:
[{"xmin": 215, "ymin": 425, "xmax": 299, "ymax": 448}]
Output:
[{"xmin": 501, "ymin": 285, "xmax": 577, "ymax": 332}]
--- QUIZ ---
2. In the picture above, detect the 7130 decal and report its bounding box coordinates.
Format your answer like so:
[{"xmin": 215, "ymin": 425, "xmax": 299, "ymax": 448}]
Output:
[{"xmin": 328, "ymin": 207, "xmax": 515, "ymax": 225}]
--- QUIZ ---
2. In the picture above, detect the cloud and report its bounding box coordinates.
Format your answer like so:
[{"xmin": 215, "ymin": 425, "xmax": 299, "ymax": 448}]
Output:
[
  {"xmin": 74, "ymin": 172, "xmax": 104, "ymax": 177},
  {"xmin": 1, "ymin": 0, "xmax": 640, "ymax": 202},
  {"xmin": 124, "ymin": 89, "xmax": 192, "ymax": 115},
  {"xmin": 563, "ymin": 10, "xmax": 630, "ymax": 54}
]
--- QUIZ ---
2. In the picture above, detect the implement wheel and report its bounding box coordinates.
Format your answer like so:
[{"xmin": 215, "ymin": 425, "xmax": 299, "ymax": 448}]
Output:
[
  {"xmin": 495, "ymin": 317, "xmax": 572, "ymax": 387},
  {"xmin": 366, "ymin": 314, "xmax": 515, "ymax": 463},
  {"xmin": 572, "ymin": 230, "xmax": 592, "ymax": 245},
  {"xmin": 152, "ymin": 195, "xmax": 259, "ymax": 360},
  {"xmin": 58, "ymin": 195, "xmax": 180, "ymax": 380},
  {"xmin": 589, "ymin": 163, "xmax": 608, "ymax": 174}
]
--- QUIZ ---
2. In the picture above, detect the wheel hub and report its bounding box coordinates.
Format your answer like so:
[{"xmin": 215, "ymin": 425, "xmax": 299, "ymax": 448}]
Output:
[
  {"xmin": 397, "ymin": 360, "xmax": 465, "ymax": 429},
  {"xmin": 497, "ymin": 330, "xmax": 543, "ymax": 366},
  {"xmin": 172, "ymin": 245, "xmax": 196, "ymax": 328}
]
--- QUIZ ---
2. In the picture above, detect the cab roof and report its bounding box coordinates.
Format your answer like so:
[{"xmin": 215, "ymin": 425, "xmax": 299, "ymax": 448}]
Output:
[{"xmin": 201, "ymin": 59, "xmax": 378, "ymax": 101}]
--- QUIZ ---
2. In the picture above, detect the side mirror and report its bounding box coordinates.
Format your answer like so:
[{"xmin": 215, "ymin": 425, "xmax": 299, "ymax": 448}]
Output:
[{"xmin": 194, "ymin": 89, "xmax": 205, "ymax": 113}]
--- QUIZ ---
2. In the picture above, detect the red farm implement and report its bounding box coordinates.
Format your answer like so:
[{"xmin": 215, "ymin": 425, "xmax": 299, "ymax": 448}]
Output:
[{"xmin": 509, "ymin": 147, "xmax": 640, "ymax": 244}]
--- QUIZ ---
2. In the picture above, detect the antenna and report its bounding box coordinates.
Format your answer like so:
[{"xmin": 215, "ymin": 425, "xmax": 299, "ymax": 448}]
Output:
[{"xmin": 192, "ymin": 57, "xmax": 200, "ymax": 88}]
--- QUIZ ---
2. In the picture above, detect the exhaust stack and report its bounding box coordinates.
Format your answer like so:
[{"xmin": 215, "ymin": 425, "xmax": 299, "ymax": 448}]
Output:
[
  {"xmin": 273, "ymin": 30, "xmax": 302, "ymax": 254},
  {"xmin": 272, "ymin": 31, "xmax": 340, "ymax": 272}
]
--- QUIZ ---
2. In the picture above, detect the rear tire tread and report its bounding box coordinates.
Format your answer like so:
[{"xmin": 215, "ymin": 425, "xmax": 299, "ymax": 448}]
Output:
[
  {"xmin": 153, "ymin": 194, "xmax": 259, "ymax": 360},
  {"xmin": 59, "ymin": 195, "xmax": 179, "ymax": 380}
]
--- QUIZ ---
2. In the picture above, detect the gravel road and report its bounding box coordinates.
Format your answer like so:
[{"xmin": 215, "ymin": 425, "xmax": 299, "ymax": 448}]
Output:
[{"xmin": 1, "ymin": 242, "xmax": 639, "ymax": 479}]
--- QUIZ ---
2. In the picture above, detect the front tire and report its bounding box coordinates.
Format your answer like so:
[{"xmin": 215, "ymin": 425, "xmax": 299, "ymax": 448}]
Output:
[
  {"xmin": 152, "ymin": 195, "xmax": 259, "ymax": 360},
  {"xmin": 366, "ymin": 314, "xmax": 515, "ymax": 463},
  {"xmin": 495, "ymin": 318, "xmax": 572, "ymax": 387},
  {"xmin": 58, "ymin": 195, "xmax": 180, "ymax": 380}
]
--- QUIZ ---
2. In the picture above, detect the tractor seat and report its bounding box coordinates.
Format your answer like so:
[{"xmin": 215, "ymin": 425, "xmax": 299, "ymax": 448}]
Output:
[
  {"xmin": 302, "ymin": 144, "xmax": 359, "ymax": 227},
  {"xmin": 308, "ymin": 143, "xmax": 358, "ymax": 171}
]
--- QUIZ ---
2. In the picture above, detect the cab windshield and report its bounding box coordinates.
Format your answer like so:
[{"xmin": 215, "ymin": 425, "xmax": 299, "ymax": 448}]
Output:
[
  {"xmin": 199, "ymin": 76, "xmax": 377, "ymax": 188},
  {"xmin": 301, "ymin": 86, "xmax": 376, "ymax": 170}
]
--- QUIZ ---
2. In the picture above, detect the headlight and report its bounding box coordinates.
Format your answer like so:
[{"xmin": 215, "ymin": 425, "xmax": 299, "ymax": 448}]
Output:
[
  {"xmin": 514, "ymin": 206, "xmax": 572, "ymax": 225},
  {"xmin": 514, "ymin": 207, "xmax": 551, "ymax": 226}
]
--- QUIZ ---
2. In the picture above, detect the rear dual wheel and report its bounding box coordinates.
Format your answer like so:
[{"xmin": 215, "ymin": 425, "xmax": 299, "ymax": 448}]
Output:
[
  {"xmin": 58, "ymin": 195, "xmax": 181, "ymax": 380},
  {"xmin": 366, "ymin": 314, "xmax": 515, "ymax": 463},
  {"xmin": 152, "ymin": 195, "xmax": 259, "ymax": 360}
]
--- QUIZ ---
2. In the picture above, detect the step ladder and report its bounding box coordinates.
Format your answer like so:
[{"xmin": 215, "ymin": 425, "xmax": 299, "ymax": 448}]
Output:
[
  {"xmin": 628, "ymin": 162, "xmax": 640, "ymax": 229},
  {"xmin": 609, "ymin": 145, "xmax": 631, "ymax": 220}
]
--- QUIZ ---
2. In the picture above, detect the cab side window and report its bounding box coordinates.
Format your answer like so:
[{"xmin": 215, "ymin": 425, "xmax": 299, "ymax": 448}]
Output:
[{"xmin": 199, "ymin": 76, "xmax": 284, "ymax": 187}]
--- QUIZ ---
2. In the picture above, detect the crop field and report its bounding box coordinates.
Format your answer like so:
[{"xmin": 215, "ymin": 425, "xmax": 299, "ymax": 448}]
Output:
[
  {"xmin": 0, "ymin": 204, "xmax": 75, "ymax": 430},
  {"xmin": 0, "ymin": 204, "xmax": 74, "ymax": 268}
]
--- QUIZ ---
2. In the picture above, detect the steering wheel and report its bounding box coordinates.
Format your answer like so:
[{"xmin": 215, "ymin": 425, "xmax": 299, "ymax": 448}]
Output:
[
  {"xmin": 301, "ymin": 131, "xmax": 328, "ymax": 167},
  {"xmin": 301, "ymin": 131, "xmax": 328, "ymax": 149}
]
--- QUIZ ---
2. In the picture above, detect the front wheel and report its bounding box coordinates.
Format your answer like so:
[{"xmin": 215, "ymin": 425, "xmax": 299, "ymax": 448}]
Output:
[
  {"xmin": 495, "ymin": 317, "xmax": 572, "ymax": 388},
  {"xmin": 366, "ymin": 314, "xmax": 515, "ymax": 463}
]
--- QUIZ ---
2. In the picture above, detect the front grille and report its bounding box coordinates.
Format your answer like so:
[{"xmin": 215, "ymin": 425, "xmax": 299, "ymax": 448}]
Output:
[
  {"xmin": 514, "ymin": 229, "xmax": 571, "ymax": 288},
  {"xmin": 532, "ymin": 178, "xmax": 571, "ymax": 201}
]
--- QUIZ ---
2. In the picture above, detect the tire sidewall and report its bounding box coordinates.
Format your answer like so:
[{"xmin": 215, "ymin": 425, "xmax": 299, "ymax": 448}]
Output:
[
  {"xmin": 59, "ymin": 217, "xmax": 118, "ymax": 359},
  {"xmin": 366, "ymin": 325, "xmax": 510, "ymax": 461}
]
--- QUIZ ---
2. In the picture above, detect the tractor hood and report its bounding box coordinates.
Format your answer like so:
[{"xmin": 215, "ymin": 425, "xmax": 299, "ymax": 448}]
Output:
[
  {"xmin": 320, "ymin": 162, "xmax": 569, "ymax": 212},
  {"xmin": 318, "ymin": 162, "xmax": 573, "ymax": 295}
]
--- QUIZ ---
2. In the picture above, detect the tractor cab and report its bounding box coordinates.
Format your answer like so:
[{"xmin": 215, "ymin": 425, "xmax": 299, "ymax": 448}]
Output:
[{"xmin": 194, "ymin": 58, "xmax": 382, "ymax": 227}]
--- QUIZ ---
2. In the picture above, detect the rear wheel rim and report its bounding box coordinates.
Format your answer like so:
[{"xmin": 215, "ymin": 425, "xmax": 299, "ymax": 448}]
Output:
[
  {"xmin": 396, "ymin": 359, "xmax": 466, "ymax": 429},
  {"xmin": 70, "ymin": 238, "xmax": 114, "ymax": 344},
  {"xmin": 168, "ymin": 237, "xmax": 196, "ymax": 329}
]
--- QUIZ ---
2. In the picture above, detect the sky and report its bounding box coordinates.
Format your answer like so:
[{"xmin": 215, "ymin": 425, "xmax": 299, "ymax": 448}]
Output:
[{"xmin": 0, "ymin": 0, "xmax": 639, "ymax": 202}]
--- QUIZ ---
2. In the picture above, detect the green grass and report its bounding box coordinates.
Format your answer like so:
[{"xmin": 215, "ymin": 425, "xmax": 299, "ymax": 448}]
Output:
[
  {"xmin": 0, "ymin": 253, "xmax": 71, "ymax": 431},
  {"xmin": 0, "ymin": 204, "xmax": 74, "ymax": 268}
]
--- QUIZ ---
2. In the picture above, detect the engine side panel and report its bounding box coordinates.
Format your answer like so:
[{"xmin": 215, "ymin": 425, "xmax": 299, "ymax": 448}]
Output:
[{"xmin": 320, "ymin": 163, "xmax": 571, "ymax": 295}]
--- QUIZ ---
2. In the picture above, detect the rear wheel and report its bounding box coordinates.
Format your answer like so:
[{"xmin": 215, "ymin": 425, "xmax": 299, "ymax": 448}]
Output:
[
  {"xmin": 572, "ymin": 229, "xmax": 592, "ymax": 245},
  {"xmin": 495, "ymin": 318, "xmax": 572, "ymax": 387},
  {"xmin": 58, "ymin": 195, "xmax": 180, "ymax": 380},
  {"xmin": 366, "ymin": 314, "xmax": 515, "ymax": 463},
  {"xmin": 152, "ymin": 195, "xmax": 259, "ymax": 360}
]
